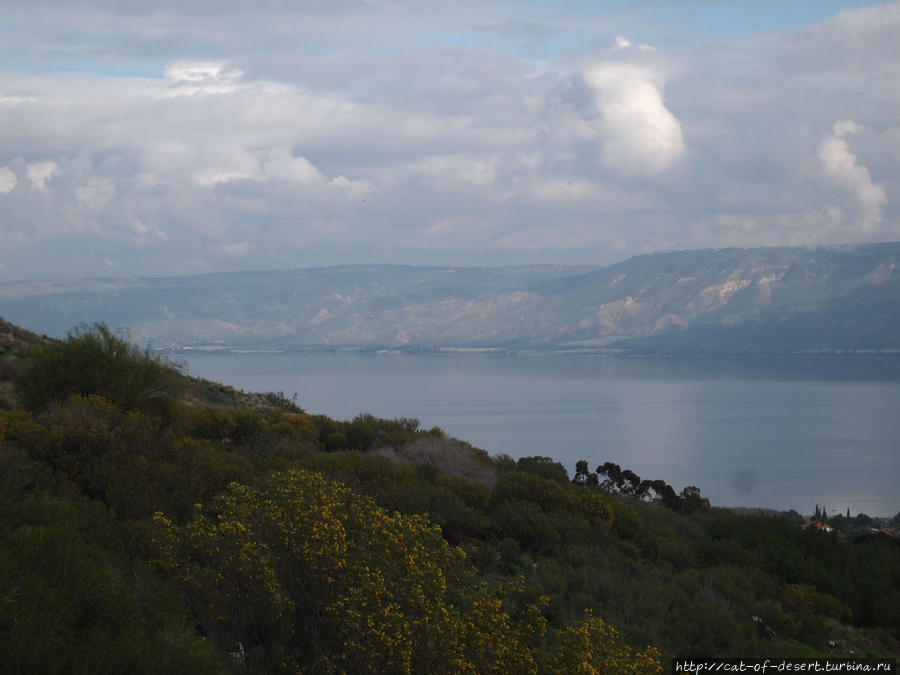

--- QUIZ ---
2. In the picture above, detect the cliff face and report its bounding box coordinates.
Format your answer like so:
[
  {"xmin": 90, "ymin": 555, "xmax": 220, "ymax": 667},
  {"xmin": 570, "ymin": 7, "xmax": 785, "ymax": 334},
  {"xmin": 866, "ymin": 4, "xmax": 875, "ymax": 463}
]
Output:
[
  {"xmin": 1, "ymin": 243, "xmax": 898, "ymax": 353},
  {"xmin": 534, "ymin": 244, "xmax": 900, "ymax": 352}
]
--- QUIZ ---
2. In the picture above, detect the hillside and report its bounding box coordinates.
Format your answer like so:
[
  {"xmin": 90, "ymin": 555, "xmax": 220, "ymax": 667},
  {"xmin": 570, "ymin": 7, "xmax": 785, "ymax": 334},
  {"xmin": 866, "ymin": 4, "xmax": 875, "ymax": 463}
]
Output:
[
  {"xmin": 0, "ymin": 321, "xmax": 898, "ymax": 672},
  {"xmin": 1, "ymin": 243, "xmax": 899, "ymax": 353}
]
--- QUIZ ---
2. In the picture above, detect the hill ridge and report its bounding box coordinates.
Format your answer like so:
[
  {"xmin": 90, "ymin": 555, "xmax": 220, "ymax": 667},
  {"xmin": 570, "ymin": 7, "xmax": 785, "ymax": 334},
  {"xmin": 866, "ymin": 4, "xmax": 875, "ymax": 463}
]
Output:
[{"xmin": 1, "ymin": 242, "xmax": 898, "ymax": 353}]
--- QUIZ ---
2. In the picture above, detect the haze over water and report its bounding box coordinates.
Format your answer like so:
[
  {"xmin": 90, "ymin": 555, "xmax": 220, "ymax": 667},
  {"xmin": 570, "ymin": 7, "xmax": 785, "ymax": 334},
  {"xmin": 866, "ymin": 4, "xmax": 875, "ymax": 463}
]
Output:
[{"xmin": 181, "ymin": 352, "xmax": 900, "ymax": 518}]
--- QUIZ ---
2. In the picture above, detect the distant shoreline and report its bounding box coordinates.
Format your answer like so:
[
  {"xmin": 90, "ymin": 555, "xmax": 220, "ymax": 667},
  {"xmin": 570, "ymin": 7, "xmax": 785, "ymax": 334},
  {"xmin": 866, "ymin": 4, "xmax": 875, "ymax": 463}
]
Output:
[{"xmin": 161, "ymin": 344, "xmax": 900, "ymax": 357}]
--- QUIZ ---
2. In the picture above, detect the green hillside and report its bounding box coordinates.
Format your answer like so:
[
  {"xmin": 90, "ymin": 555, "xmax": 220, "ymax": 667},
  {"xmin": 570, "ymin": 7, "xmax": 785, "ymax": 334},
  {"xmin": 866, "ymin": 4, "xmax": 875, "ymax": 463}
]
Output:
[{"xmin": 1, "ymin": 322, "xmax": 897, "ymax": 672}]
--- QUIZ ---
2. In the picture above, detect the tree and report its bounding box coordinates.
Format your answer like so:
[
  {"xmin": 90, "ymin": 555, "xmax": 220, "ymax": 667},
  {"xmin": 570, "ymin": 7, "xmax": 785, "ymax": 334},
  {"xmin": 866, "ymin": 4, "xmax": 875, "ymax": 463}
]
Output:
[
  {"xmin": 517, "ymin": 456, "xmax": 569, "ymax": 484},
  {"xmin": 573, "ymin": 460, "xmax": 598, "ymax": 486},
  {"xmin": 596, "ymin": 461, "xmax": 625, "ymax": 493},
  {"xmin": 679, "ymin": 486, "xmax": 710, "ymax": 514},
  {"xmin": 621, "ymin": 469, "xmax": 642, "ymax": 496}
]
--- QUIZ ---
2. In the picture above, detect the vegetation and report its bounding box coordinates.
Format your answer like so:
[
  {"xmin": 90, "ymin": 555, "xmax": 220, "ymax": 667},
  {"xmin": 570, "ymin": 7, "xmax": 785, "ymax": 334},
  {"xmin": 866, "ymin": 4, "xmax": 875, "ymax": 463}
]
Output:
[
  {"xmin": 0, "ymin": 321, "xmax": 897, "ymax": 672},
  {"xmin": 17, "ymin": 322, "xmax": 184, "ymax": 421}
]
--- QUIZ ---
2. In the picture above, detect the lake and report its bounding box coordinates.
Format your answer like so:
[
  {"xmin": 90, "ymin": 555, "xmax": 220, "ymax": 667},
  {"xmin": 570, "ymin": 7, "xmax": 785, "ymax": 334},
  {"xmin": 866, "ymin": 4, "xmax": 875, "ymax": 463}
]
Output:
[{"xmin": 178, "ymin": 351, "xmax": 900, "ymax": 518}]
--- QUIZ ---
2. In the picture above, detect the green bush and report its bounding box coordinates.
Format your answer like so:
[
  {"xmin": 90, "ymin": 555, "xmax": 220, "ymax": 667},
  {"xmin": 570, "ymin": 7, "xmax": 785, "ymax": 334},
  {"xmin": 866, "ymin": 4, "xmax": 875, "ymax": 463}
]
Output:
[
  {"xmin": 0, "ymin": 475, "xmax": 225, "ymax": 673},
  {"xmin": 517, "ymin": 455, "xmax": 569, "ymax": 484},
  {"xmin": 17, "ymin": 323, "xmax": 184, "ymax": 422}
]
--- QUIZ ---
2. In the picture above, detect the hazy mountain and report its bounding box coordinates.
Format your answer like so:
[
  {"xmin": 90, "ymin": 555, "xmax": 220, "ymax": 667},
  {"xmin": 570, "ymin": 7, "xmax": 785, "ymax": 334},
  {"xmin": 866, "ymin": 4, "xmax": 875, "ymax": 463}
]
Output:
[{"xmin": 2, "ymin": 243, "xmax": 898, "ymax": 353}]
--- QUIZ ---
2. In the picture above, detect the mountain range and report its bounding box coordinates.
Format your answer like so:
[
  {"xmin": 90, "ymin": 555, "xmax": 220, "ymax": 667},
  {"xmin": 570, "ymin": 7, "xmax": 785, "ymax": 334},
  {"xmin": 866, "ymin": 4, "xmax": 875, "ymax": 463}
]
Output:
[{"xmin": 2, "ymin": 243, "xmax": 898, "ymax": 353}]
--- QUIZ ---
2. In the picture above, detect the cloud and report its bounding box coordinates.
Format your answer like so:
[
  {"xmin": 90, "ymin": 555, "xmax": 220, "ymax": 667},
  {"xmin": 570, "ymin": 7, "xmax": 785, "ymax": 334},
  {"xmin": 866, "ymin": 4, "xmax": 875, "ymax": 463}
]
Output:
[
  {"xmin": 0, "ymin": 2, "xmax": 898, "ymax": 280},
  {"xmin": 0, "ymin": 166, "xmax": 15, "ymax": 193},
  {"xmin": 407, "ymin": 154, "xmax": 497, "ymax": 188},
  {"xmin": 612, "ymin": 35, "xmax": 654, "ymax": 52},
  {"xmin": 163, "ymin": 61, "xmax": 247, "ymax": 97},
  {"xmin": 74, "ymin": 177, "xmax": 116, "ymax": 211},
  {"xmin": 832, "ymin": 120, "xmax": 860, "ymax": 138},
  {"xmin": 532, "ymin": 178, "xmax": 595, "ymax": 203},
  {"xmin": 582, "ymin": 62, "xmax": 685, "ymax": 177},
  {"xmin": 0, "ymin": 95, "xmax": 36, "ymax": 104},
  {"xmin": 783, "ymin": 1, "xmax": 900, "ymax": 76},
  {"xmin": 219, "ymin": 241, "xmax": 249, "ymax": 257},
  {"xmin": 262, "ymin": 147, "xmax": 326, "ymax": 185},
  {"xmin": 817, "ymin": 120, "xmax": 886, "ymax": 232},
  {"xmin": 26, "ymin": 160, "xmax": 59, "ymax": 189},
  {"xmin": 164, "ymin": 62, "xmax": 241, "ymax": 83},
  {"xmin": 414, "ymin": 215, "xmax": 498, "ymax": 247}
]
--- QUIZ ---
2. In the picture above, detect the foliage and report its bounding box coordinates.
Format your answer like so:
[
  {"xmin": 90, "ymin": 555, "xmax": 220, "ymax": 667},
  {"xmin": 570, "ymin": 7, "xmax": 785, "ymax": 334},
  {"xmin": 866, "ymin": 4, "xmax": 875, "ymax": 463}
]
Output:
[
  {"xmin": 17, "ymin": 322, "xmax": 184, "ymax": 421},
  {"xmin": 0, "ymin": 444, "xmax": 225, "ymax": 674},
  {"xmin": 149, "ymin": 469, "xmax": 661, "ymax": 673},
  {"xmin": 310, "ymin": 413, "xmax": 424, "ymax": 452},
  {"xmin": 0, "ymin": 319, "xmax": 897, "ymax": 669},
  {"xmin": 517, "ymin": 455, "xmax": 569, "ymax": 484},
  {"xmin": 261, "ymin": 390, "xmax": 302, "ymax": 412},
  {"xmin": 1, "ymin": 395, "xmax": 255, "ymax": 521},
  {"xmin": 578, "ymin": 460, "xmax": 711, "ymax": 513}
]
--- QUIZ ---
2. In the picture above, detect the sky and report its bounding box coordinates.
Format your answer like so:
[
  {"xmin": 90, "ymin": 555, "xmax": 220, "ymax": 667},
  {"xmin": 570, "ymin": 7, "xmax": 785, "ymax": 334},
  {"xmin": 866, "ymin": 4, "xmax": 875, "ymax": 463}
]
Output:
[{"xmin": 0, "ymin": 0, "xmax": 898, "ymax": 281}]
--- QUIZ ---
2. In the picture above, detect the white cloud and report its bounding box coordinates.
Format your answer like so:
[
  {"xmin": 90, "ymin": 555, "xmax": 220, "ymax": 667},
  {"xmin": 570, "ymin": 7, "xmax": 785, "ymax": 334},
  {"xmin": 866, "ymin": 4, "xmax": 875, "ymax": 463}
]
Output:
[
  {"xmin": 582, "ymin": 63, "xmax": 685, "ymax": 176},
  {"xmin": 163, "ymin": 61, "xmax": 244, "ymax": 97},
  {"xmin": 611, "ymin": 35, "xmax": 654, "ymax": 52},
  {"xmin": 408, "ymin": 154, "xmax": 497, "ymax": 188},
  {"xmin": 262, "ymin": 147, "xmax": 326, "ymax": 185},
  {"xmin": 129, "ymin": 216, "xmax": 168, "ymax": 244},
  {"xmin": 817, "ymin": 120, "xmax": 886, "ymax": 232},
  {"xmin": 0, "ymin": 95, "xmax": 36, "ymax": 104},
  {"xmin": 192, "ymin": 169, "xmax": 254, "ymax": 186},
  {"xmin": 328, "ymin": 175, "xmax": 372, "ymax": 199},
  {"xmin": 26, "ymin": 160, "xmax": 59, "ymax": 189},
  {"xmin": 220, "ymin": 241, "xmax": 249, "ymax": 257},
  {"xmin": 832, "ymin": 120, "xmax": 861, "ymax": 138},
  {"xmin": 0, "ymin": 165, "xmax": 16, "ymax": 193},
  {"xmin": 191, "ymin": 146, "xmax": 339, "ymax": 188},
  {"xmin": 165, "ymin": 62, "xmax": 240, "ymax": 83},
  {"xmin": 0, "ymin": 2, "xmax": 899, "ymax": 280}
]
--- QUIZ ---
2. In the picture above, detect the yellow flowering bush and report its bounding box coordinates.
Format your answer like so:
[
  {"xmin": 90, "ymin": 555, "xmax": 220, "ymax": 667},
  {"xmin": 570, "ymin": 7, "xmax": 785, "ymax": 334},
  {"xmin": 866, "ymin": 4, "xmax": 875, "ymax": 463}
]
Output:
[
  {"xmin": 541, "ymin": 608, "xmax": 663, "ymax": 674},
  {"xmin": 151, "ymin": 468, "xmax": 662, "ymax": 673}
]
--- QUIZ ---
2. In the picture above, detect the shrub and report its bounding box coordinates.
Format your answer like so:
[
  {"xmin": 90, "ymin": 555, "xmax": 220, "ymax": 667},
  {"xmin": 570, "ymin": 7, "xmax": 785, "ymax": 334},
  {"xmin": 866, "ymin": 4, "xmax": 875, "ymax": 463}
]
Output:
[
  {"xmin": 517, "ymin": 456, "xmax": 569, "ymax": 484},
  {"xmin": 150, "ymin": 469, "xmax": 661, "ymax": 673},
  {"xmin": 0, "ymin": 491, "xmax": 225, "ymax": 674},
  {"xmin": 17, "ymin": 323, "xmax": 183, "ymax": 422}
]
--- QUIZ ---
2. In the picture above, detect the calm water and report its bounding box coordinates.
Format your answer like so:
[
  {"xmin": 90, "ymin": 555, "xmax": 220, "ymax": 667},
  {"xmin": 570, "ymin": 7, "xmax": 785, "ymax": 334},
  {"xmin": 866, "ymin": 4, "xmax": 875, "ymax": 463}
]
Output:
[{"xmin": 179, "ymin": 352, "xmax": 900, "ymax": 517}]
